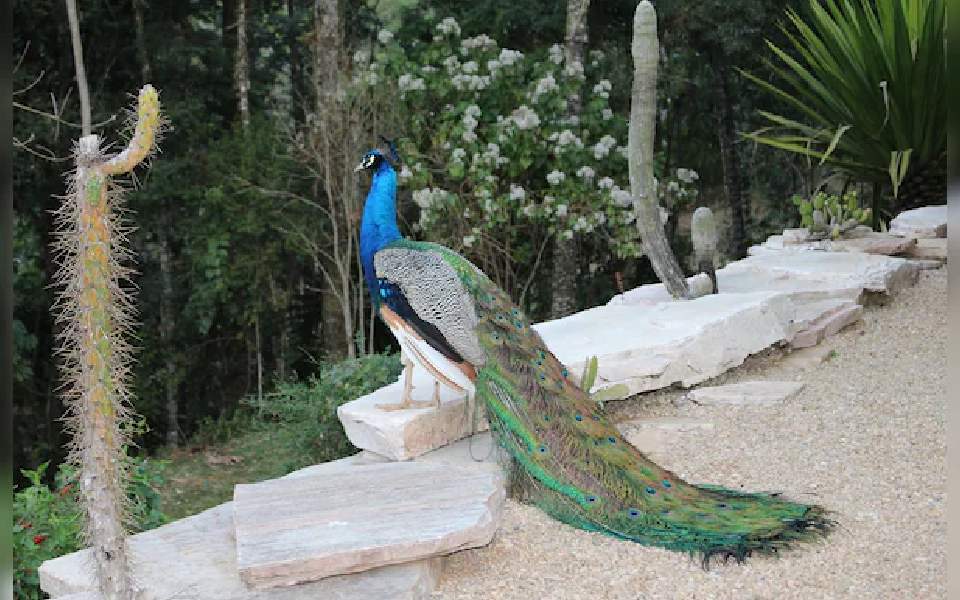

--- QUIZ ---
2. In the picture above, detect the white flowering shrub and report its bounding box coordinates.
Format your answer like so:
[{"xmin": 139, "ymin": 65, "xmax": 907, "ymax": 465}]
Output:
[{"xmin": 356, "ymin": 17, "xmax": 698, "ymax": 292}]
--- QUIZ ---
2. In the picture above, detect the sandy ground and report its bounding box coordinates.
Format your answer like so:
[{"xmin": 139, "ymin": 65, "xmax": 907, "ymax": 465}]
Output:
[{"xmin": 433, "ymin": 267, "xmax": 946, "ymax": 600}]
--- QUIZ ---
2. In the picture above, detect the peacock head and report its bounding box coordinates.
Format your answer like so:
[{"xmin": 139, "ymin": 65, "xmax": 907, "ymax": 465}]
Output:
[
  {"xmin": 354, "ymin": 149, "xmax": 387, "ymax": 173},
  {"xmin": 354, "ymin": 136, "xmax": 402, "ymax": 173}
]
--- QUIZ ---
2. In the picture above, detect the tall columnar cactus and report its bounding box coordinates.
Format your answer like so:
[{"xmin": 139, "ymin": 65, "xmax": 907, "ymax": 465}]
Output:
[
  {"xmin": 629, "ymin": 1, "xmax": 689, "ymax": 299},
  {"xmin": 52, "ymin": 85, "xmax": 162, "ymax": 600},
  {"xmin": 690, "ymin": 206, "xmax": 718, "ymax": 294}
]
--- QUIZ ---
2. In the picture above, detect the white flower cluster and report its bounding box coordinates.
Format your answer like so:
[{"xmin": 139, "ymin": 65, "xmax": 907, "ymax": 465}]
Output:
[
  {"xmin": 509, "ymin": 105, "xmax": 540, "ymax": 130},
  {"xmin": 462, "ymin": 60, "xmax": 478, "ymax": 74},
  {"xmin": 548, "ymin": 44, "xmax": 564, "ymax": 65},
  {"xmin": 576, "ymin": 165, "xmax": 595, "ymax": 180},
  {"xmin": 522, "ymin": 204, "xmax": 536, "ymax": 217},
  {"xmin": 509, "ymin": 184, "xmax": 526, "ymax": 201},
  {"xmin": 443, "ymin": 55, "xmax": 461, "ymax": 73},
  {"xmin": 551, "ymin": 129, "xmax": 583, "ymax": 153},
  {"xmin": 564, "ymin": 61, "xmax": 585, "ymax": 81},
  {"xmin": 598, "ymin": 177, "xmax": 615, "ymax": 190},
  {"xmin": 451, "ymin": 147, "xmax": 467, "ymax": 164},
  {"xmin": 460, "ymin": 105, "xmax": 481, "ymax": 142},
  {"xmin": 399, "ymin": 165, "xmax": 413, "ymax": 180},
  {"xmin": 676, "ymin": 168, "xmax": 699, "ymax": 183},
  {"xmin": 555, "ymin": 203, "xmax": 568, "ymax": 217},
  {"xmin": 436, "ymin": 17, "xmax": 461, "ymax": 37},
  {"xmin": 592, "ymin": 134, "xmax": 617, "ymax": 160},
  {"xmin": 547, "ymin": 170, "xmax": 566, "ymax": 186},
  {"xmin": 611, "ymin": 185, "xmax": 633, "ymax": 207},
  {"xmin": 532, "ymin": 73, "xmax": 559, "ymax": 101},
  {"xmin": 461, "ymin": 34, "xmax": 496, "ymax": 51},
  {"xmin": 353, "ymin": 49, "xmax": 370, "ymax": 65},
  {"xmin": 452, "ymin": 73, "xmax": 491, "ymax": 91},
  {"xmin": 412, "ymin": 187, "xmax": 450, "ymax": 210},
  {"xmin": 499, "ymin": 48, "xmax": 523, "ymax": 66},
  {"xmin": 377, "ymin": 29, "xmax": 394, "ymax": 44},
  {"xmin": 601, "ymin": 108, "xmax": 614, "ymax": 121},
  {"xmin": 462, "ymin": 234, "xmax": 476, "ymax": 247},
  {"xmin": 592, "ymin": 79, "xmax": 612, "ymax": 99},
  {"xmin": 398, "ymin": 73, "xmax": 426, "ymax": 93}
]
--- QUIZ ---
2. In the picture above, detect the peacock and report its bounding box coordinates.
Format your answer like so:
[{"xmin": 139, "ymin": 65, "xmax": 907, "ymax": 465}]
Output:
[{"xmin": 357, "ymin": 141, "xmax": 833, "ymax": 564}]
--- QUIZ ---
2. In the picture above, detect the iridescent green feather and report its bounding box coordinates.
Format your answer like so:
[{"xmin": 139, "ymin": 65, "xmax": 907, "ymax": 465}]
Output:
[{"xmin": 392, "ymin": 239, "xmax": 833, "ymax": 564}]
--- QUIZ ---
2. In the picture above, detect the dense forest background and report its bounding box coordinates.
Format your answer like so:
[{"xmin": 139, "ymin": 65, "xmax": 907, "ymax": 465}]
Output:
[{"xmin": 13, "ymin": 0, "xmax": 814, "ymax": 482}]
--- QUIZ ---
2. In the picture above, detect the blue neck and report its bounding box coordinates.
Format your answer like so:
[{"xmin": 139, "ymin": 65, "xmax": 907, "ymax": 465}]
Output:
[{"xmin": 359, "ymin": 161, "xmax": 402, "ymax": 306}]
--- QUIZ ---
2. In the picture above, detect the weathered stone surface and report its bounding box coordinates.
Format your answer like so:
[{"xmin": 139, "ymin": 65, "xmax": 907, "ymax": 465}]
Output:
[
  {"xmin": 906, "ymin": 237, "xmax": 946, "ymax": 261},
  {"xmin": 39, "ymin": 501, "xmax": 443, "ymax": 600},
  {"xmin": 781, "ymin": 228, "xmax": 809, "ymax": 244},
  {"xmin": 789, "ymin": 301, "xmax": 863, "ymax": 349},
  {"xmin": 338, "ymin": 367, "xmax": 488, "ymax": 461},
  {"xmin": 686, "ymin": 381, "xmax": 805, "ymax": 406},
  {"xmin": 726, "ymin": 251, "xmax": 919, "ymax": 295},
  {"xmin": 282, "ymin": 450, "xmax": 389, "ymax": 480},
  {"xmin": 779, "ymin": 343, "xmax": 837, "ymax": 370},
  {"xmin": 233, "ymin": 461, "xmax": 504, "ymax": 589},
  {"xmin": 617, "ymin": 417, "xmax": 714, "ymax": 456},
  {"xmin": 415, "ymin": 431, "xmax": 507, "ymax": 477},
  {"xmin": 889, "ymin": 205, "xmax": 947, "ymax": 238},
  {"xmin": 538, "ymin": 291, "xmax": 792, "ymax": 398},
  {"xmin": 906, "ymin": 259, "xmax": 944, "ymax": 270}
]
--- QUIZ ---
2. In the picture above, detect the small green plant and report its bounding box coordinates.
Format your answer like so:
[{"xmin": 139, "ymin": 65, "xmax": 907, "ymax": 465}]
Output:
[
  {"xmin": 792, "ymin": 190, "xmax": 871, "ymax": 240},
  {"xmin": 13, "ymin": 457, "xmax": 168, "ymax": 600}
]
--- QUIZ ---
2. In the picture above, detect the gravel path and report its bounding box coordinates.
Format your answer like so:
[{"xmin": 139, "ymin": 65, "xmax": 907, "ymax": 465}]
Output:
[{"xmin": 434, "ymin": 267, "xmax": 946, "ymax": 600}]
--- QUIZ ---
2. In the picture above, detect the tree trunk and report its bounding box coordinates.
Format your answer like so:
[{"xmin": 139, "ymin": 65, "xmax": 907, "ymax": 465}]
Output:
[
  {"xmin": 629, "ymin": 1, "xmax": 689, "ymax": 299},
  {"xmin": 313, "ymin": 0, "xmax": 341, "ymax": 106},
  {"xmin": 550, "ymin": 0, "xmax": 591, "ymax": 319},
  {"xmin": 222, "ymin": 0, "xmax": 238, "ymax": 122},
  {"xmin": 158, "ymin": 226, "xmax": 178, "ymax": 448},
  {"xmin": 236, "ymin": 0, "xmax": 250, "ymax": 129},
  {"xmin": 714, "ymin": 61, "xmax": 746, "ymax": 258}
]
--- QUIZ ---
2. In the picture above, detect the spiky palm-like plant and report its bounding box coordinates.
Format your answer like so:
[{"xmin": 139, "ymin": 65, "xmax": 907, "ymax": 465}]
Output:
[
  {"xmin": 52, "ymin": 85, "xmax": 163, "ymax": 599},
  {"xmin": 743, "ymin": 0, "xmax": 946, "ymax": 223}
]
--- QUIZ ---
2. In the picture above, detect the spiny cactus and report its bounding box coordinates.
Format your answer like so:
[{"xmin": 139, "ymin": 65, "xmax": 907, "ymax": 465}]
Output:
[
  {"xmin": 690, "ymin": 206, "xmax": 718, "ymax": 294},
  {"xmin": 793, "ymin": 190, "xmax": 872, "ymax": 240},
  {"xmin": 51, "ymin": 85, "xmax": 164, "ymax": 600}
]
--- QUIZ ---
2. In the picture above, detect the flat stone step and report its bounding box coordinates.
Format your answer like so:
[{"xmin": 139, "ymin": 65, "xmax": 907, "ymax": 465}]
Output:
[
  {"xmin": 789, "ymin": 301, "xmax": 863, "ymax": 349},
  {"xmin": 233, "ymin": 461, "xmax": 504, "ymax": 589},
  {"xmin": 906, "ymin": 237, "xmax": 947, "ymax": 261},
  {"xmin": 338, "ymin": 367, "xmax": 488, "ymax": 461},
  {"xmin": 889, "ymin": 205, "xmax": 946, "ymax": 238},
  {"xmin": 686, "ymin": 381, "xmax": 806, "ymax": 406},
  {"xmin": 39, "ymin": 501, "xmax": 442, "ymax": 600}
]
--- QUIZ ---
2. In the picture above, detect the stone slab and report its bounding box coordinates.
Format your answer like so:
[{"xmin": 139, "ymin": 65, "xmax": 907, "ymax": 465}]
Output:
[
  {"xmin": 233, "ymin": 461, "xmax": 504, "ymax": 589},
  {"xmin": 889, "ymin": 205, "xmax": 947, "ymax": 238},
  {"xmin": 686, "ymin": 381, "xmax": 805, "ymax": 406},
  {"xmin": 789, "ymin": 302, "xmax": 862, "ymax": 349},
  {"xmin": 754, "ymin": 232, "xmax": 916, "ymax": 256},
  {"xmin": 338, "ymin": 367, "xmax": 488, "ymax": 461},
  {"xmin": 725, "ymin": 251, "xmax": 919, "ymax": 295},
  {"xmin": 39, "ymin": 501, "xmax": 442, "ymax": 600},
  {"xmin": 906, "ymin": 237, "xmax": 946, "ymax": 261},
  {"xmin": 906, "ymin": 259, "xmax": 944, "ymax": 270},
  {"xmin": 536, "ymin": 291, "xmax": 793, "ymax": 398}
]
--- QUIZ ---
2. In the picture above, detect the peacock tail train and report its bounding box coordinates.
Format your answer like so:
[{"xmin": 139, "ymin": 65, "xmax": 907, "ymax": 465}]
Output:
[{"xmin": 400, "ymin": 240, "xmax": 834, "ymax": 565}]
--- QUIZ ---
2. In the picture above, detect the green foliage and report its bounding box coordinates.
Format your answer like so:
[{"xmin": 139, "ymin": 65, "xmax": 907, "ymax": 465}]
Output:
[
  {"xmin": 13, "ymin": 458, "xmax": 168, "ymax": 600},
  {"xmin": 744, "ymin": 0, "xmax": 946, "ymax": 194},
  {"xmin": 241, "ymin": 352, "xmax": 403, "ymax": 470},
  {"xmin": 360, "ymin": 17, "xmax": 699, "ymax": 301},
  {"xmin": 791, "ymin": 189, "xmax": 871, "ymax": 238}
]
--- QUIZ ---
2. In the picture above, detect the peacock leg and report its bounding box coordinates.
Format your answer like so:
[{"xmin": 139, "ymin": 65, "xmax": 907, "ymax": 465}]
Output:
[{"xmin": 377, "ymin": 353, "xmax": 435, "ymax": 411}]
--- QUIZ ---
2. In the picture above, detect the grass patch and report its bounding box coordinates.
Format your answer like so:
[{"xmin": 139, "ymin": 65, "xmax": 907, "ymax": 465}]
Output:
[{"xmin": 156, "ymin": 352, "xmax": 401, "ymax": 520}]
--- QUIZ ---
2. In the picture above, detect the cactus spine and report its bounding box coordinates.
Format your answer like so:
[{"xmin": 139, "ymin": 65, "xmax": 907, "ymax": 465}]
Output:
[{"xmin": 52, "ymin": 85, "xmax": 162, "ymax": 600}]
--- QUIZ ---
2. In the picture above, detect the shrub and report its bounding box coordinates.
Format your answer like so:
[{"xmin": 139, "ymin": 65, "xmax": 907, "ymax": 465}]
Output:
[
  {"xmin": 13, "ymin": 457, "xmax": 168, "ymax": 600},
  {"xmin": 242, "ymin": 352, "xmax": 403, "ymax": 470}
]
